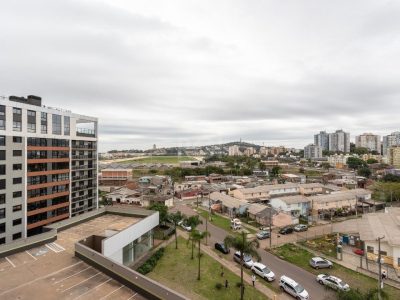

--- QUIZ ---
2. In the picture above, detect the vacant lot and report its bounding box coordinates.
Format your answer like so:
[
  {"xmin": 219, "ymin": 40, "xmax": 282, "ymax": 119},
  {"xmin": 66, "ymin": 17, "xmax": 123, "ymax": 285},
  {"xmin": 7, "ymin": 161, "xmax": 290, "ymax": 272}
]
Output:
[
  {"xmin": 147, "ymin": 237, "xmax": 267, "ymax": 300},
  {"xmin": 121, "ymin": 156, "xmax": 196, "ymax": 164},
  {"xmin": 272, "ymin": 243, "xmax": 400, "ymax": 299}
]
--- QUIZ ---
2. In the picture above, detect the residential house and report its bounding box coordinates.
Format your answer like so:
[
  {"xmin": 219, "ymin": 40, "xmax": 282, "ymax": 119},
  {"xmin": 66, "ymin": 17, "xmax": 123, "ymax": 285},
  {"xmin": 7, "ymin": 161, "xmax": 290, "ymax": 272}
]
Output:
[
  {"xmin": 269, "ymin": 195, "xmax": 311, "ymax": 218},
  {"xmin": 232, "ymin": 183, "xmax": 299, "ymax": 202},
  {"xmin": 209, "ymin": 192, "xmax": 249, "ymax": 217}
]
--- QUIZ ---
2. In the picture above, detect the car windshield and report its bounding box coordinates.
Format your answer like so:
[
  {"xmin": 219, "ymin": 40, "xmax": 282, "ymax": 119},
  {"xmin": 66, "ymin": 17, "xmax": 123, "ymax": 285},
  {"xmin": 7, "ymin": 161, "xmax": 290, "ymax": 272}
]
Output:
[
  {"xmin": 294, "ymin": 284, "xmax": 305, "ymax": 293},
  {"xmin": 243, "ymin": 255, "xmax": 252, "ymax": 262},
  {"xmin": 262, "ymin": 267, "xmax": 271, "ymax": 274}
]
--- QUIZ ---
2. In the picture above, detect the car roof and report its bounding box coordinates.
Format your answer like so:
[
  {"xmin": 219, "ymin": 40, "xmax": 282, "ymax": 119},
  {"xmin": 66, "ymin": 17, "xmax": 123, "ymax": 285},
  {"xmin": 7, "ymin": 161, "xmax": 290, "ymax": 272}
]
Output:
[
  {"xmin": 280, "ymin": 275, "xmax": 298, "ymax": 286},
  {"xmin": 327, "ymin": 275, "xmax": 342, "ymax": 282},
  {"xmin": 312, "ymin": 257, "xmax": 326, "ymax": 262},
  {"xmin": 253, "ymin": 262, "xmax": 266, "ymax": 269}
]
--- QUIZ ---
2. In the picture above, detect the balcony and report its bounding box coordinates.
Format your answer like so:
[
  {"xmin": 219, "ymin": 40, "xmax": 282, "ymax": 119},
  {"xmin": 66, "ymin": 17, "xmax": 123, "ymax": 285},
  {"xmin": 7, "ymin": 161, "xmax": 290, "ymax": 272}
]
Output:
[
  {"xmin": 72, "ymin": 155, "xmax": 96, "ymax": 160},
  {"xmin": 71, "ymin": 205, "xmax": 88, "ymax": 214},
  {"xmin": 76, "ymin": 128, "xmax": 96, "ymax": 138},
  {"xmin": 71, "ymin": 183, "xmax": 97, "ymax": 192},
  {"xmin": 28, "ymin": 157, "xmax": 70, "ymax": 164},
  {"xmin": 27, "ymin": 191, "xmax": 70, "ymax": 204},
  {"xmin": 27, "ymin": 180, "xmax": 70, "ymax": 191},
  {"xmin": 72, "ymin": 145, "xmax": 96, "ymax": 150},
  {"xmin": 27, "ymin": 169, "xmax": 70, "ymax": 177},
  {"xmin": 27, "ymin": 201, "xmax": 70, "ymax": 217},
  {"xmin": 72, "ymin": 174, "xmax": 97, "ymax": 181},
  {"xmin": 27, "ymin": 146, "xmax": 70, "ymax": 151},
  {"xmin": 72, "ymin": 165, "xmax": 96, "ymax": 171},
  {"xmin": 71, "ymin": 194, "xmax": 97, "ymax": 202},
  {"xmin": 27, "ymin": 213, "xmax": 69, "ymax": 230}
]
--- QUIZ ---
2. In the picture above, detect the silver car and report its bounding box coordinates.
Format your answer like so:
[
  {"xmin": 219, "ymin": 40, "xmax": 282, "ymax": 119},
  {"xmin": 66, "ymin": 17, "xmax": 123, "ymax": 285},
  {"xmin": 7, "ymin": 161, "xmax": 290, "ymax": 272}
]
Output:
[
  {"xmin": 233, "ymin": 251, "xmax": 254, "ymax": 268},
  {"xmin": 309, "ymin": 257, "xmax": 333, "ymax": 269},
  {"xmin": 317, "ymin": 274, "xmax": 350, "ymax": 291}
]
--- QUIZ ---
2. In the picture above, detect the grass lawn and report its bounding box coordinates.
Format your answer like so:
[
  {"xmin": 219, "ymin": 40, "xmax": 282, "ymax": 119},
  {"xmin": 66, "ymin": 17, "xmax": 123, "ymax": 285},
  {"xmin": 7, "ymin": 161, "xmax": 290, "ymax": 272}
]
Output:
[
  {"xmin": 299, "ymin": 234, "xmax": 337, "ymax": 258},
  {"xmin": 197, "ymin": 208, "xmax": 256, "ymax": 234},
  {"xmin": 272, "ymin": 243, "xmax": 400, "ymax": 299},
  {"xmin": 147, "ymin": 237, "xmax": 267, "ymax": 300},
  {"xmin": 120, "ymin": 156, "xmax": 196, "ymax": 164}
]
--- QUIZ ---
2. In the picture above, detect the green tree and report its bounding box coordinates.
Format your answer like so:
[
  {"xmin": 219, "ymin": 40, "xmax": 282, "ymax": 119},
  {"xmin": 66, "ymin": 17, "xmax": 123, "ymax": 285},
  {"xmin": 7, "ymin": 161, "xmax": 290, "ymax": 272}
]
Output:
[
  {"xmin": 382, "ymin": 174, "xmax": 400, "ymax": 182},
  {"xmin": 168, "ymin": 211, "xmax": 184, "ymax": 249},
  {"xmin": 270, "ymin": 166, "xmax": 282, "ymax": 178},
  {"xmin": 358, "ymin": 167, "xmax": 372, "ymax": 178},
  {"xmin": 347, "ymin": 157, "xmax": 367, "ymax": 170},
  {"xmin": 367, "ymin": 158, "xmax": 379, "ymax": 164},
  {"xmin": 148, "ymin": 203, "xmax": 168, "ymax": 225},
  {"xmin": 185, "ymin": 215, "xmax": 202, "ymax": 259},
  {"xmin": 321, "ymin": 162, "xmax": 331, "ymax": 171},
  {"xmin": 224, "ymin": 232, "xmax": 260, "ymax": 300},
  {"xmin": 353, "ymin": 147, "xmax": 369, "ymax": 155},
  {"xmin": 259, "ymin": 162, "xmax": 267, "ymax": 171},
  {"xmin": 190, "ymin": 230, "xmax": 210, "ymax": 280}
]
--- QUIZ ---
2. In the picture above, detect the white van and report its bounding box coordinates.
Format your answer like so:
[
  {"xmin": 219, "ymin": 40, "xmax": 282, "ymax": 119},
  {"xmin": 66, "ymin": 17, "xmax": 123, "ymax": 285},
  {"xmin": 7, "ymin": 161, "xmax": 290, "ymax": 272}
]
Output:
[
  {"xmin": 279, "ymin": 275, "xmax": 309, "ymax": 300},
  {"xmin": 230, "ymin": 218, "xmax": 242, "ymax": 230}
]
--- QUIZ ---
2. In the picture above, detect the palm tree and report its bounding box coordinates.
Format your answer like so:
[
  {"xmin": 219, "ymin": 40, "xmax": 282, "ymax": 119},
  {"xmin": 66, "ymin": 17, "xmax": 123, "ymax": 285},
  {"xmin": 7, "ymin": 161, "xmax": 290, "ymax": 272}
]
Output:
[
  {"xmin": 168, "ymin": 211, "xmax": 184, "ymax": 249},
  {"xmin": 185, "ymin": 215, "xmax": 203, "ymax": 259},
  {"xmin": 191, "ymin": 230, "xmax": 210, "ymax": 280},
  {"xmin": 224, "ymin": 231, "xmax": 260, "ymax": 300}
]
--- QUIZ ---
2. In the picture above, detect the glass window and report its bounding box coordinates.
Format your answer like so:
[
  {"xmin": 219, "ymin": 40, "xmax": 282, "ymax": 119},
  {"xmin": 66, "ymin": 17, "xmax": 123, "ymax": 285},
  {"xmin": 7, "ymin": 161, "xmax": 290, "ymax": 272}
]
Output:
[
  {"xmin": 41, "ymin": 112, "xmax": 47, "ymax": 134},
  {"xmin": 27, "ymin": 110, "xmax": 36, "ymax": 117},
  {"xmin": 0, "ymin": 105, "xmax": 5, "ymax": 130},
  {"xmin": 0, "ymin": 136, "xmax": 5, "ymax": 146},
  {"xmin": 13, "ymin": 121, "xmax": 22, "ymax": 131},
  {"xmin": 0, "ymin": 179, "xmax": 5, "ymax": 190},
  {"xmin": 0, "ymin": 208, "xmax": 5, "ymax": 219},
  {"xmin": 13, "ymin": 150, "xmax": 22, "ymax": 157},
  {"xmin": 52, "ymin": 114, "xmax": 62, "ymax": 135},
  {"xmin": 27, "ymin": 122, "xmax": 36, "ymax": 133},
  {"xmin": 0, "ymin": 150, "xmax": 5, "ymax": 160},
  {"xmin": 13, "ymin": 177, "xmax": 22, "ymax": 184},
  {"xmin": 0, "ymin": 223, "xmax": 4, "ymax": 233},
  {"xmin": 13, "ymin": 164, "xmax": 22, "ymax": 170},
  {"xmin": 0, "ymin": 194, "xmax": 5, "ymax": 204},
  {"xmin": 12, "ymin": 205, "xmax": 22, "ymax": 212},
  {"xmin": 64, "ymin": 116, "xmax": 70, "ymax": 135},
  {"xmin": 13, "ymin": 218, "xmax": 22, "ymax": 226},
  {"xmin": 13, "ymin": 108, "xmax": 21, "ymax": 114},
  {"xmin": 13, "ymin": 232, "xmax": 21, "ymax": 240},
  {"xmin": 0, "ymin": 165, "xmax": 5, "ymax": 175},
  {"xmin": 13, "ymin": 136, "xmax": 22, "ymax": 143},
  {"xmin": 13, "ymin": 191, "xmax": 22, "ymax": 198}
]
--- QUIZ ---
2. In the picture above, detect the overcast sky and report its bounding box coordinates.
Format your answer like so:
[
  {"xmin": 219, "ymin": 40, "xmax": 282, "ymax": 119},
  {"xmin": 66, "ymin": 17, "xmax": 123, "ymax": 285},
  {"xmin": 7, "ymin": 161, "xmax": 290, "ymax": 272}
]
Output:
[{"xmin": 1, "ymin": 0, "xmax": 400, "ymax": 151}]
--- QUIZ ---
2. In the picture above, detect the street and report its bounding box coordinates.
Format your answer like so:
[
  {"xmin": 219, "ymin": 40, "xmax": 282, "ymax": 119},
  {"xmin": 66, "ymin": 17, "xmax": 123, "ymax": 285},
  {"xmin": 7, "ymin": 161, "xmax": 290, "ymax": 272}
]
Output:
[{"xmin": 176, "ymin": 202, "xmax": 336, "ymax": 300}]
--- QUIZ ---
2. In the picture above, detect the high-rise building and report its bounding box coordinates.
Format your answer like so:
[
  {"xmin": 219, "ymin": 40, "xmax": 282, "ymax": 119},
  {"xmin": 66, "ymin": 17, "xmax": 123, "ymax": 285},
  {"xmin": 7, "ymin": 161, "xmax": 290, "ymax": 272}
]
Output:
[
  {"xmin": 355, "ymin": 133, "xmax": 381, "ymax": 154},
  {"xmin": 388, "ymin": 146, "xmax": 400, "ymax": 168},
  {"xmin": 383, "ymin": 132, "xmax": 400, "ymax": 156},
  {"xmin": 328, "ymin": 130, "xmax": 350, "ymax": 153},
  {"xmin": 314, "ymin": 131, "xmax": 329, "ymax": 151},
  {"xmin": 0, "ymin": 95, "xmax": 98, "ymax": 245},
  {"xmin": 304, "ymin": 144, "xmax": 322, "ymax": 159},
  {"xmin": 228, "ymin": 145, "xmax": 241, "ymax": 156}
]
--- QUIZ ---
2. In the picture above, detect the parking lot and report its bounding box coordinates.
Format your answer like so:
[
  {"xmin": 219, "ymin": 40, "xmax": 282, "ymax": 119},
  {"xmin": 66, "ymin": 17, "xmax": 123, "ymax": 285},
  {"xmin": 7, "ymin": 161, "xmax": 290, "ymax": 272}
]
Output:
[{"xmin": 0, "ymin": 214, "xmax": 146, "ymax": 300}]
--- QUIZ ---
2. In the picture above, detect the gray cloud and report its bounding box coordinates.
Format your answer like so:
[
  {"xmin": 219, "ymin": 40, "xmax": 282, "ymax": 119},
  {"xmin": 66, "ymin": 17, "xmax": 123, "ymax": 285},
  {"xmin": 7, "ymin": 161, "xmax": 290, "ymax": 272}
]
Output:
[{"xmin": 1, "ymin": 0, "xmax": 399, "ymax": 151}]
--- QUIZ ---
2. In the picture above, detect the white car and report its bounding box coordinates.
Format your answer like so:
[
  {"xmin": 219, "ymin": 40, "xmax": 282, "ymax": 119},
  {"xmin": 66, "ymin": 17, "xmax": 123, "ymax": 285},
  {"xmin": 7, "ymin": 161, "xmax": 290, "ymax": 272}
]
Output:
[
  {"xmin": 233, "ymin": 251, "xmax": 254, "ymax": 268},
  {"xmin": 177, "ymin": 220, "xmax": 192, "ymax": 231},
  {"xmin": 316, "ymin": 274, "xmax": 350, "ymax": 291},
  {"xmin": 251, "ymin": 262, "xmax": 275, "ymax": 281},
  {"xmin": 279, "ymin": 275, "xmax": 309, "ymax": 300}
]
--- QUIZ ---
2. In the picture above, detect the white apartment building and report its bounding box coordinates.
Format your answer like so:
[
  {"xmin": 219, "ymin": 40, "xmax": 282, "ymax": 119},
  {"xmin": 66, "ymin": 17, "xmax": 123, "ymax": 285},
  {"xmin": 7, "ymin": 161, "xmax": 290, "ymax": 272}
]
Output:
[
  {"xmin": 0, "ymin": 95, "xmax": 98, "ymax": 245},
  {"xmin": 304, "ymin": 144, "xmax": 323, "ymax": 159},
  {"xmin": 329, "ymin": 130, "xmax": 350, "ymax": 153},
  {"xmin": 355, "ymin": 133, "xmax": 381, "ymax": 154},
  {"xmin": 327, "ymin": 154, "xmax": 351, "ymax": 168},
  {"xmin": 228, "ymin": 145, "xmax": 241, "ymax": 156},
  {"xmin": 383, "ymin": 132, "xmax": 400, "ymax": 156},
  {"xmin": 314, "ymin": 131, "xmax": 329, "ymax": 151}
]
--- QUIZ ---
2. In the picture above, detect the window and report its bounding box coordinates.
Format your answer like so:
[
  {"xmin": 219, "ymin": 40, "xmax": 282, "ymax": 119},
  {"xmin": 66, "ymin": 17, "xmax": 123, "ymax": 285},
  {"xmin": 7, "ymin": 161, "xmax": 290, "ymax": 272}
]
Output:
[
  {"xmin": 13, "ymin": 121, "xmax": 22, "ymax": 131},
  {"xmin": 13, "ymin": 136, "xmax": 22, "ymax": 143},
  {"xmin": 27, "ymin": 110, "xmax": 36, "ymax": 133},
  {"xmin": 13, "ymin": 150, "xmax": 22, "ymax": 157},
  {"xmin": 0, "ymin": 208, "xmax": 5, "ymax": 219},
  {"xmin": 0, "ymin": 165, "xmax": 5, "ymax": 175},
  {"xmin": 27, "ymin": 123, "xmax": 36, "ymax": 133},
  {"xmin": 27, "ymin": 110, "xmax": 36, "ymax": 117},
  {"xmin": 13, "ymin": 218, "xmax": 22, "ymax": 226},
  {"xmin": 0, "ymin": 179, "xmax": 5, "ymax": 190},
  {"xmin": 0, "ymin": 237, "xmax": 4, "ymax": 245},
  {"xmin": 380, "ymin": 251, "xmax": 387, "ymax": 256},
  {"xmin": 0, "ymin": 223, "xmax": 4, "ymax": 233},
  {"xmin": 64, "ymin": 116, "xmax": 70, "ymax": 135},
  {"xmin": 13, "ymin": 177, "xmax": 22, "ymax": 184},
  {"xmin": 52, "ymin": 114, "xmax": 62, "ymax": 135},
  {"xmin": 0, "ymin": 194, "xmax": 4, "ymax": 204},
  {"xmin": 12, "ymin": 205, "xmax": 22, "ymax": 212},
  {"xmin": 0, "ymin": 136, "xmax": 5, "ymax": 146},
  {"xmin": 13, "ymin": 164, "xmax": 22, "ymax": 171},
  {"xmin": 13, "ymin": 232, "xmax": 21, "ymax": 240},
  {"xmin": 0, "ymin": 150, "xmax": 5, "ymax": 160},
  {"xmin": 0, "ymin": 105, "xmax": 5, "ymax": 130},
  {"xmin": 367, "ymin": 246, "xmax": 374, "ymax": 253},
  {"xmin": 41, "ymin": 112, "xmax": 47, "ymax": 134},
  {"xmin": 13, "ymin": 191, "xmax": 22, "ymax": 198},
  {"xmin": 13, "ymin": 108, "xmax": 22, "ymax": 114}
]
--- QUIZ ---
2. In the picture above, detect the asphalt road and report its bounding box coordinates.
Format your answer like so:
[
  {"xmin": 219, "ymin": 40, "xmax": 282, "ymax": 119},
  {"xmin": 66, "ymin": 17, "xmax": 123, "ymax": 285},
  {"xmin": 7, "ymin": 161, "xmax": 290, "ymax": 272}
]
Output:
[{"xmin": 196, "ymin": 216, "xmax": 335, "ymax": 300}]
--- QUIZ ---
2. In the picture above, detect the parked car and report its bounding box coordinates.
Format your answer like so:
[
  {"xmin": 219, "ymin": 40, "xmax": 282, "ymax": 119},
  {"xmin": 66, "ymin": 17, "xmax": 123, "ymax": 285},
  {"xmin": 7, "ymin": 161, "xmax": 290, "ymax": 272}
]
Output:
[
  {"xmin": 233, "ymin": 251, "xmax": 254, "ymax": 268},
  {"xmin": 256, "ymin": 230, "xmax": 270, "ymax": 240},
  {"xmin": 294, "ymin": 224, "xmax": 308, "ymax": 232},
  {"xmin": 316, "ymin": 274, "xmax": 350, "ymax": 291},
  {"xmin": 177, "ymin": 220, "xmax": 191, "ymax": 231},
  {"xmin": 215, "ymin": 242, "xmax": 230, "ymax": 254},
  {"xmin": 353, "ymin": 248, "xmax": 364, "ymax": 256},
  {"xmin": 251, "ymin": 262, "xmax": 275, "ymax": 281},
  {"xmin": 279, "ymin": 226, "xmax": 294, "ymax": 235},
  {"xmin": 279, "ymin": 275, "xmax": 309, "ymax": 300},
  {"xmin": 309, "ymin": 257, "xmax": 333, "ymax": 269},
  {"xmin": 231, "ymin": 218, "xmax": 242, "ymax": 230}
]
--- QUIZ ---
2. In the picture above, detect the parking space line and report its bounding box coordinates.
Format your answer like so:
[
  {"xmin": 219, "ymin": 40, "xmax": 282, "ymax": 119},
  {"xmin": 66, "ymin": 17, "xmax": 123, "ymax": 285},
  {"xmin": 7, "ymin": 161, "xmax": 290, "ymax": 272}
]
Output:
[
  {"xmin": 54, "ymin": 266, "xmax": 92, "ymax": 284},
  {"xmin": 25, "ymin": 250, "xmax": 37, "ymax": 261},
  {"xmin": 72, "ymin": 278, "xmax": 112, "ymax": 300},
  {"xmin": 5, "ymin": 257, "xmax": 16, "ymax": 268},
  {"xmin": 99, "ymin": 285, "xmax": 124, "ymax": 300},
  {"xmin": 127, "ymin": 292, "xmax": 138, "ymax": 300},
  {"xmin": 61, "ymin": 272, "xmax": 101, "ymax": 293}
]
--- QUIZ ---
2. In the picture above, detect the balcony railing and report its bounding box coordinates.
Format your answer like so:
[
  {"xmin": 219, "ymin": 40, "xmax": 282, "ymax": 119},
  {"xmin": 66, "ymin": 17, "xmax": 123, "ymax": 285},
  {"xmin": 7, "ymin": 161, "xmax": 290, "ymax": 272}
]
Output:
[
  {"xmin": 71, "ymin": 174, "xmax": 97, "ymax": 181},
  {"xmin": 72, "ymin": 155, "xmax": 96, "ymax": 160},
  {"xmin": 71, "ymin": 184, "xmax": 97, "ymax": 192},
  {"xmin": 72, "ymin": 145, "xmax": 96, "ymax": 150},
  {"xmin": 72, "ymin": 165, "xmax": 96, "ymax": 171},
  {"xmin": 76, "ymin": 128, "xmax": 96, "ymax": 138},
  {"xmin": 72, "ymin": 194, "xmax": 97, "ymax": 202}
]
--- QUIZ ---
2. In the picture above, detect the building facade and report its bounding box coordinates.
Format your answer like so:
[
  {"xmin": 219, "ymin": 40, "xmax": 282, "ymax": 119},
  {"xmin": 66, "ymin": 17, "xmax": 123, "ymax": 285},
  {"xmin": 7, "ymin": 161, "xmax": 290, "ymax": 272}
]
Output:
[
  {"xmin": 383, "ymin": 132, "xmax": 400, "ymax": 156},
  {"xmin": 228, "ymin": 145, "xmax": 241, "ymax": 156},
  {"xmin": 304, "ymin": 144, "xmax": 323, "ymax": 159},
  {"xmin": 0, "ymin": 95, "xmax": 98, "ymax": 245},
  {"xmin": 329, "ymin": 130, "xmax": 350, "ymax": 153},
  {"xmin": 355, "ymin": 133, "xmax": 381, "ymax": 154},
  {"xmin": 388, "ymin": 146, "xmax": 400, "ymax": 168},
  {"xmin": 314, "ymin": 131, "xmax": 329, "ymax": 151}
]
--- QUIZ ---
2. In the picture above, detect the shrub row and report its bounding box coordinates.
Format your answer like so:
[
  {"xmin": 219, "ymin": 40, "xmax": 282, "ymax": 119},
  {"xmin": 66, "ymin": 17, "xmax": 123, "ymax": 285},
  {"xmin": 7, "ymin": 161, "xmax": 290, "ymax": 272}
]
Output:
[{"xmin": 137, "ymin": 247, "xmax": 165, "ymax": 275}]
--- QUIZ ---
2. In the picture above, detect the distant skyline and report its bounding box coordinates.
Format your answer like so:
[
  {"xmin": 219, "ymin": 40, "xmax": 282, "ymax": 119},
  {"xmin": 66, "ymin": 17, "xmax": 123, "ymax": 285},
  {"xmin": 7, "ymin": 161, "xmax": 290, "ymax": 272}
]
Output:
[{"xmin": 1, "ymin": 0, "xmax": 400, "ymax": 152}]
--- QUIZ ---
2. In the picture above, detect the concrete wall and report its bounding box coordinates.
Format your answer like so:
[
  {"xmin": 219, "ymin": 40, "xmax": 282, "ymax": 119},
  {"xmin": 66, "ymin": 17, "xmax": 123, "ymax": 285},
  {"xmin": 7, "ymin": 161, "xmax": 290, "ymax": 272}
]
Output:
[{"xmin": 102, "ymin": 211, "xmax": 159, "ymax": 264}]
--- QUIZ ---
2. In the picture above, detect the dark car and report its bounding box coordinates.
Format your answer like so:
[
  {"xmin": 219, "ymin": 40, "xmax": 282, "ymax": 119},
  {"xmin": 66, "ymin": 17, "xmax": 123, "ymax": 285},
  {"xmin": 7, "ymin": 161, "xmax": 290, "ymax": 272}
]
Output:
[
  {"xmin": 279, "ymin": 226, "xmax": 294, "ymax": 235},
  {"xmin": 215, "ymin": 242, "xmax": 230, "ymax": 254}
]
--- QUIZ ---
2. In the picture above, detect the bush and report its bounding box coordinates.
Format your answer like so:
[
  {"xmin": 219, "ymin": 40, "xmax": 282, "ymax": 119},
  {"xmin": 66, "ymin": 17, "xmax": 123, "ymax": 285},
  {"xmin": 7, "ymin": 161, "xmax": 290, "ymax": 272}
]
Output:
[
  {"xmin": 236, "ymin": 282, "xmax": 242, "ymax": 288},
  {"xmin": 215, "ymin": 283, "xmax": 223, "ymax": 290},
  {"xmin": 137, "ymin": 247, "xmax": 165, "ymax": 275}
]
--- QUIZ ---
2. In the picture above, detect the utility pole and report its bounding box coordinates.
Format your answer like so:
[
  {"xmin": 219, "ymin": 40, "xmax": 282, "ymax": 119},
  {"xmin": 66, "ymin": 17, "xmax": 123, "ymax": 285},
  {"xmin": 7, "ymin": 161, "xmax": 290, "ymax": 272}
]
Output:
[
  {"xmin": 377, "ymin": 235, "xmax": 385, "ymax": 300},
  {"xmin": 269, "ymin": 205, "xmax": 272, "ymax": 249},
  {"xmin": 205, "ymin": 216, "xmax": 208, "ymax": 246}
]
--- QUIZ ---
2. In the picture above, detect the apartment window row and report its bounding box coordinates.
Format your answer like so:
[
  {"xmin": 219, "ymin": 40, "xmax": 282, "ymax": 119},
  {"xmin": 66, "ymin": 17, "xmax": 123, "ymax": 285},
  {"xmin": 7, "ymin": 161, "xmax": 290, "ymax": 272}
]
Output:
[{"xmin": 27, "ymin": 138, "xmax": 69, "ymax": 147}]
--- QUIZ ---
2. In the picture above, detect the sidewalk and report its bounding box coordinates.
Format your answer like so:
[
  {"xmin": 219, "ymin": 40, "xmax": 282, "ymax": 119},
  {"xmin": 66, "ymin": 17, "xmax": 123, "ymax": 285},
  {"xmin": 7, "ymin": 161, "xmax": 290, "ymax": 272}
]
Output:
[
  {"xmin": 295, "ymin": 243, "xmax": 400, "ymax": 290},
  {"xmin": 178, "ymin": 230, "xmax": 289, "ymax": 300}
]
